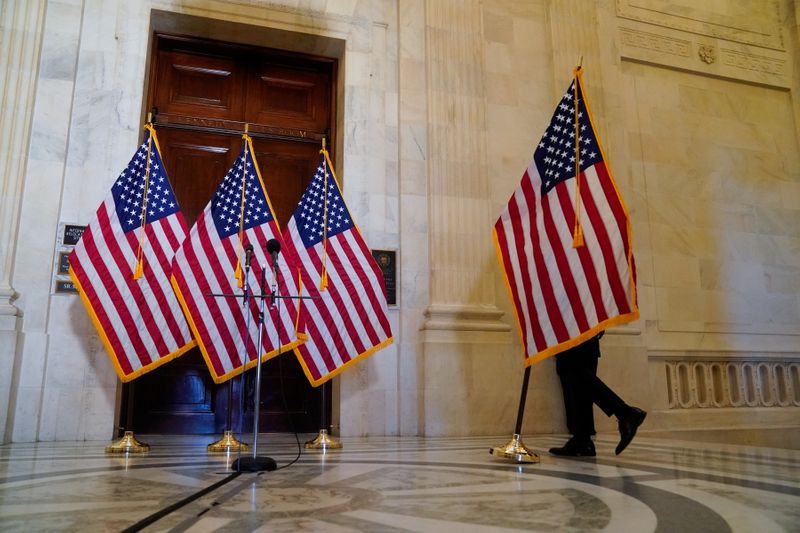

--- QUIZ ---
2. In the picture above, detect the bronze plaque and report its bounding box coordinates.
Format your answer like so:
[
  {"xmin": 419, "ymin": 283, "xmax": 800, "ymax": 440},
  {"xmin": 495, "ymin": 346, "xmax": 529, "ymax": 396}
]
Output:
[{"xmin": 371, "ymin": 249, "xmax": 396, "ymax": 306}]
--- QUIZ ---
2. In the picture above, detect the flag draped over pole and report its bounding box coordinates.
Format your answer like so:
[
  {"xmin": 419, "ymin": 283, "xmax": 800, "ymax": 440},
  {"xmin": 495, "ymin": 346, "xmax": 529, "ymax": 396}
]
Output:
[
  {"xmin": 494, "ymin": 67, "xmax": 638, "ymax": 366},
  {"xmin": 68, "ymin": 124, "xmax": 195, "ymax": 381},
  {"xmin": 170, "ymin": 134, "xmax": 303, "ymax": 383},
  {"xmin": 283, "ymin": 150, "xmax": 393, "ymax": 386}
]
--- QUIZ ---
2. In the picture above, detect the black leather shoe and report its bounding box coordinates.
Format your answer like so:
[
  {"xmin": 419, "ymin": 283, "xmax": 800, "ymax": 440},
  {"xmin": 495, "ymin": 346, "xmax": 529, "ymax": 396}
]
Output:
[
  {"xmin": 549, "ymin": 437, "xmax": 596, "ymax": 457},
  {"xmin": 615, "ymin": 407, "xmax": 647, "ymax": 455}
]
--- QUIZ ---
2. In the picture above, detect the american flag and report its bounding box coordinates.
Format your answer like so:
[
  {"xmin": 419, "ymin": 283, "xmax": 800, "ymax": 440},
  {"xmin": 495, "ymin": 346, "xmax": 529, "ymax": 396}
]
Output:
[
  {"xmin": 494, "ymin": 69, "xmax": 638, "ymax": 365},
  {"xmin": 283, "ymin": 151, "xmax": 393, "ymax": 386},
  {"xmin": 68, "ymin": 125, "xmax": 195, "ymax": 381},
  {"xmin": 170, "ymin": 135, "xmax": 302, "ymax": 383}
]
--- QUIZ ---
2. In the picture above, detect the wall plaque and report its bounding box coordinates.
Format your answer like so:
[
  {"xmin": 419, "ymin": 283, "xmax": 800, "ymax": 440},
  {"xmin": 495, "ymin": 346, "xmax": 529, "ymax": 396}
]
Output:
[
  {"xmin": 63, "ymin": 224, "xmax": 86, "ymax": 246},
  {"xmin": 58, "ymin": 251, "xmax": 71, "ymax": 274},
  {"xmin": 55, "ymin": 280, "xmax": 78, "ymax": 294},
  {"xmin": 371, "ymin": 249, "xmax": 397, "ymax": 306}
]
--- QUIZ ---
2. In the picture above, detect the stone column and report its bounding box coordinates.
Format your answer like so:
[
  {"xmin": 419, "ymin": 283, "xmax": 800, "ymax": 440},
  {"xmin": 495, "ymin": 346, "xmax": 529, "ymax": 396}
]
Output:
[
  {"xmin": 423, "ymin": 0, "xmax": 503, "ymax": 326},
  {"xmin": 421, "ymin": 0, "xmax": 511, "ymax": 436},
  {"xmin": 0, "ymin": 0, "xmax": 46, "ymax": 442}
]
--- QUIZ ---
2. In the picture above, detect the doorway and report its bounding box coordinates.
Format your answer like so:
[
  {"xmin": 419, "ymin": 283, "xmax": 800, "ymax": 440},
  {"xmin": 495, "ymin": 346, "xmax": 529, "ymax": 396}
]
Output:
[{"xmin": 122, "ymin": 34, "xmax": 336, "ymax": 434}]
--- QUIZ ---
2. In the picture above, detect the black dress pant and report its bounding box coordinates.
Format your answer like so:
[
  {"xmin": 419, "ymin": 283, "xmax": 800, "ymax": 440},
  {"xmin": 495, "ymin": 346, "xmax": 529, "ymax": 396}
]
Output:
[{"xmin": 555, "ymin": 335, "xmax": 628, "ymax": 440}]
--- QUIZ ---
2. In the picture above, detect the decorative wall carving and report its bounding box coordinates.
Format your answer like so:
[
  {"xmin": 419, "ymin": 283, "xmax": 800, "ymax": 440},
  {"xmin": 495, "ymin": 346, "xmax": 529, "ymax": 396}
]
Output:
[
  {"xmin": 619, "ymin": 27, "xmax": 690, "ymax": 57},
  {"xmin": 697, "ymin": 45, "xmax": 716, "ymax": 64},
  {"xmin": 616, "ymin": 0, "xmax": 784, "ymax": 50},
  {"xmin": 663, "ymin": 359, "xmax": 800, "ymax": 409},
  {"xmin": 618, "ymin": 24, "xmax": 790, "ymax": 89},
  {"xmin": 721, "ymin": 49, "xmax": 786, "ymax": 76}
]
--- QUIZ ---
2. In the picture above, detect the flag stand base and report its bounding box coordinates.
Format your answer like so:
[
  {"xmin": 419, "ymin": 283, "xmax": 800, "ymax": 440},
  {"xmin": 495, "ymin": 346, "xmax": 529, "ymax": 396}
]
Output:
[
  {"xmin": 207, "ymin": 430, "xmax": 250, "ymax": 453},
  {"xmin": 304, "ymin": 429, "xmax": 342, "ymax": 450},
  {"xmin": 231, "ymin": 455, "xmax": 277, "ymax": 472},
  {"xmin": 105, "ymin": 431, "xmax": 150, "ymax": 454},
  {"xmin": 490, "ymin": 433, "xmax": 539, "ymax": 463}
]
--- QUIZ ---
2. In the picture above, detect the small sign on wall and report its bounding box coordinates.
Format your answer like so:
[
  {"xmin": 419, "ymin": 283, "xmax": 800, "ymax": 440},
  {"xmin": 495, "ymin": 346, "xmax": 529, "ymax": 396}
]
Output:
[
  {"xmin": 53, "ymin": 222, "xmax": 86, "ymax": 295},
  {"xmin": 371, "ymin": 249, "xmax": 397, "ymax": 306},
  {"xmin": 57, "ymin": 251, "xmax": 71, "ymax": 275},
  {"xmin": 63, "ymin": 224, "xmax": 86, "ymax": 246},
  {"xmin": 55, "ymin": 280, "xmax": 78, "ymax": 294}
]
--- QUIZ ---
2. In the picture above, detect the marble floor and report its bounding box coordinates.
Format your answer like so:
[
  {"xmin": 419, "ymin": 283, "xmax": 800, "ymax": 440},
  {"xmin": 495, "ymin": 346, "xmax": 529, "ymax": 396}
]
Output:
[{"xmin": 0, "ymin": 432, "xmax": 798, "ymax": 532}]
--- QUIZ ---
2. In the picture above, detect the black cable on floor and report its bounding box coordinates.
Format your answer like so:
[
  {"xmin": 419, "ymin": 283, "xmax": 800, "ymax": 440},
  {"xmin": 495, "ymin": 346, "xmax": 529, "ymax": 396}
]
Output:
[
  {"xmin": 120, "ymin": 470, "xmax": 242, "ymax": 532},
  {"xmin": 274, "ymin": 351, "xmax": 302, "ymax": 471}
]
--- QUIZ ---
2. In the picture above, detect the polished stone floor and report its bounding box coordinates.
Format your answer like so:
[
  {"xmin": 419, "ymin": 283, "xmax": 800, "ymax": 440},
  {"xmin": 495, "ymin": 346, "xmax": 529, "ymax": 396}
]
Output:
[{"xmin": 0, "ymin": 432, "xmax": 798, "ymax": 532}]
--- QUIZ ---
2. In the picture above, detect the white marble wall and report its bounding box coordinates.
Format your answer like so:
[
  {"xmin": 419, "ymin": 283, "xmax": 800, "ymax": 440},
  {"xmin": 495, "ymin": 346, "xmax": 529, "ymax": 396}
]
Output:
[{"xmin": 2, "ymin": 0, "xmax": 798, "ymax": 443}]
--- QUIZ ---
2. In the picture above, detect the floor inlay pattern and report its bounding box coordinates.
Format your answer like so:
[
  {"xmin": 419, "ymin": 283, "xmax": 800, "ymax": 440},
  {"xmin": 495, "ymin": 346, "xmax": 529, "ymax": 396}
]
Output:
[{"xmin": 0, "ymin": 434, "xmax": 797, "ymax": 531}]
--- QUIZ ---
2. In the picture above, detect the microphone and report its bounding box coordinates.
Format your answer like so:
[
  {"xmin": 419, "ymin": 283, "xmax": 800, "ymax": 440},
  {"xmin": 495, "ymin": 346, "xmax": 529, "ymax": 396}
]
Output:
[
  {"xmin": 265, "ymin": 239, "xmax": 281, "ymax": 307},
  {"xmin": 244, "ymin": 243, "xmax": 254, "ymax": 268},
  {"xmin": 266, "ymin": 239, "xmax": 281, "ymax": 270}
]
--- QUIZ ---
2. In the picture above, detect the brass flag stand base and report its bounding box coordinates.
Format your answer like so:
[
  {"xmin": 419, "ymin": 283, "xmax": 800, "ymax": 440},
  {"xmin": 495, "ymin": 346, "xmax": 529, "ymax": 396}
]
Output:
[
  {"xmin": 207, "ymin": 430, "xmax": 250, "ymax": 453},
  {"xmin": 490, "ymin": 366, "xmax": 540, "ymax": 464},
  {"xmin": 105, "ymin": 431, "xmax": 150, "ymax": 454},
  {"xmin": 490, "ymin": 433, "xmax": 540, "ymax": 463},
  {"xmin": 304, "ymin": 429, "xmax": 342, "ymax": 450}
]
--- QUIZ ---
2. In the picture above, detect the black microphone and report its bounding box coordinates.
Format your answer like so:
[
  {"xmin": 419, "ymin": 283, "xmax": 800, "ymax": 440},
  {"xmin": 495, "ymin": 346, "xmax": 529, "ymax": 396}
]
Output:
[
  {"xmin": 244, "ymin": 243, "xmax": 254, "ymax": 268},
  {"xmin": 266, "ymin": 239, "xmax": 281, "ymax": 270}
]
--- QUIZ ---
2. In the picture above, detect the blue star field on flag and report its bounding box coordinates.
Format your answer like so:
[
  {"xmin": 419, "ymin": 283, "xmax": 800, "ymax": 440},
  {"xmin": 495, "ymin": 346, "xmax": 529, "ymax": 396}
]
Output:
[
  {"xmin": 294, "ymin": 155, "xmax": 353, "ymax": 248},
  {"xmin": 111, "ymin": 129, "xmax": 180, "ymax": 232},
  {"xmin": 533, "ymin": 81, "xmax": 604, "ymax": 196},
  {"xmin": 210, "ymin": 145, "xmax": 273, "ymax": 239}
]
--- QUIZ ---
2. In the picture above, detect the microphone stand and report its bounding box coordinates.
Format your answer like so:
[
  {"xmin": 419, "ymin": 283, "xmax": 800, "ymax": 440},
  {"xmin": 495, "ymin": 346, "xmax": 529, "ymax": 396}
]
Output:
[
  {"xmin": 207, "ymin": 242, "xmax": 317, "ymax": 472},
  {"xmin": 232, "ymin": 262, "xmax": 277, "ymax": 472}
]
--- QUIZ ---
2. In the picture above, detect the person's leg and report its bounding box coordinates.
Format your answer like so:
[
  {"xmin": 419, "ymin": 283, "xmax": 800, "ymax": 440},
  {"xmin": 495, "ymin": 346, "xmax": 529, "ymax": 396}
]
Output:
[
  {"xmin": 549, "ymin": 341, "xmax": 597, "ymax": 456},
  {"xmin": 551, "ymin": 334, "xmax": 646, "ymax": 455},
  {"xmin": 584, "ymin": 354, "xmax": 646, "ymax": 455},
  {"xmin": 555, "ymin": 343, "xmax": 597, "ymax": 438}
]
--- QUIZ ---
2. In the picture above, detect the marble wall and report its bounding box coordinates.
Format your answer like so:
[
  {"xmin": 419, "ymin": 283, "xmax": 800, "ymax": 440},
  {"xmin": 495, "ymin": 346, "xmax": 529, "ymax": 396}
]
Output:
[{"xmin": 1, "ymin": 0, "xmax": 798, "ymax": 443}]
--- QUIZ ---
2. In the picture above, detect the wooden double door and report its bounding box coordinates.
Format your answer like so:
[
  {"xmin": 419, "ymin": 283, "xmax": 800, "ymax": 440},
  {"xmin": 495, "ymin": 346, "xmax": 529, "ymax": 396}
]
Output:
[{"xmin": 122, "ymin": 35, "xmax": 336, "ymax": 435}]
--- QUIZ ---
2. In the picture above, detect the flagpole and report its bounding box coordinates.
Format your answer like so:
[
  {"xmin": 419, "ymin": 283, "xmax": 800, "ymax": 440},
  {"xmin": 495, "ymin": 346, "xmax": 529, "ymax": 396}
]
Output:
[
  {"xmin": 305, "ymin": 135, "xmax": 342, "ymax": 451},
  {"xmin": 489, "ymin": 366, "xmax": 540, "ymax": 463},
  {"xmin": 304, "ymin": 380, "xmax": 342, "ymax": 450}
]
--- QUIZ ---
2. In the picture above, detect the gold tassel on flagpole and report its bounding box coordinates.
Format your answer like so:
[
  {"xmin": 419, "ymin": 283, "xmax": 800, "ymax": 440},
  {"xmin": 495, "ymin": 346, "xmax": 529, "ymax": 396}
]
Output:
[
  {"xmin": 133, "ymin": 121, "xmax": 155, "ymax": 280},
  {"xmin": 572, "ymin": 65, "xmax": 585, "ymax": 249},
  {"xmin": 234, "ymin": 126, "xmax": 251, "ymax": 289},
  {"xmin": 318, "ymin": 137, "xmax": 330, "ymax": 292}
]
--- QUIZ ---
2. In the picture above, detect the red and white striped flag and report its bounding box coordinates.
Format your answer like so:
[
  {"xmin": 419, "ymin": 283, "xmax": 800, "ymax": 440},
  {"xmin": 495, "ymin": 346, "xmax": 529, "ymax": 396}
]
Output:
[
  {"xmin": 283, "ymin": 150, "xmax": 393, "ymax": 386},
  {"xmin": 68, "ymin": 125, "xmax": 195, "ymax": 381},
  {"xmin": 170, "ymin": 135, "xmax": 302, "ymax": 383},
  {"xmin": 494, "ymin": 68, "xmax": 639, "ymax": 365}
]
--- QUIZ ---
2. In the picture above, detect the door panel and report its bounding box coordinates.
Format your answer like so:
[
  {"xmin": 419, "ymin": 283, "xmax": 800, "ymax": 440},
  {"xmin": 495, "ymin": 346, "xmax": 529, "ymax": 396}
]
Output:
[
  {"xmin": 153, "ymin": 50, "xmax": 244, "ymax": 119},
  {"xmin": 157, "ymin": 129, "xmax": 239, "ymax": 225},
  {"xmin": 246, "ymin": 64, "xmax": 330, "ymax": 132},
  {"xmin": 251, "ymin": 139, "xmax": 319, "ymax": 226}
]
